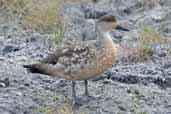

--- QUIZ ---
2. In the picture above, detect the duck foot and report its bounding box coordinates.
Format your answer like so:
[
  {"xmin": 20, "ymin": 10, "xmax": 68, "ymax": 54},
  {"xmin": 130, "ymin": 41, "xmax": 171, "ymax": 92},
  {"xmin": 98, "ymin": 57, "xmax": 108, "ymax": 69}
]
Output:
[
  {"xmin": 71, "ymin": 95, "xmax": 102, "ymax": 108},
  {"xmin": 72, "ymin": 97, "xmax": 85, "ymax": 108}
]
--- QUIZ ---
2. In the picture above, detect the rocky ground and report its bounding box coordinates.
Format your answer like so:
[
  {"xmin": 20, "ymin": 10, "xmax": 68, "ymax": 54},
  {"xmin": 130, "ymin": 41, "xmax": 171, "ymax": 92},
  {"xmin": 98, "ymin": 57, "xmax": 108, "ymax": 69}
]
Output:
[{"xmin": 0, "ymin": 0, "xmax": 171, "ymax": 114}]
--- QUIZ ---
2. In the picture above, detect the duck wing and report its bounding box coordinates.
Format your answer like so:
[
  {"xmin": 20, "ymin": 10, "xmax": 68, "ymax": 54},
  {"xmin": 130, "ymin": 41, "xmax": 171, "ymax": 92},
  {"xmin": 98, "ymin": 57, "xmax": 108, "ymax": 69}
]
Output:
[{"xmin": 23, "ymin": 40, "xmax": 97, "ymax": 78}]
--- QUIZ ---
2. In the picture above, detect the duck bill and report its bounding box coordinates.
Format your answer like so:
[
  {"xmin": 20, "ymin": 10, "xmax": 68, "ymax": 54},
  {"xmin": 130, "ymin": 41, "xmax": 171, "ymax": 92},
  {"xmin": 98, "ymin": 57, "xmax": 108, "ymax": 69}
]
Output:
[{"xmin": 115, "ymin": 25, "xmax": 130, "ymax": 31}]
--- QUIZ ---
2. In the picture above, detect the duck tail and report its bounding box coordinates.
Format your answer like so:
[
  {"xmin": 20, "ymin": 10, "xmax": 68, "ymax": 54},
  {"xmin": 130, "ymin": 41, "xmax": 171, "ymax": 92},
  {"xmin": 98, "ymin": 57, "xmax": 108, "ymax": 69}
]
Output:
[{"xmin": 23, "ymin": 64, "xmax": 49, "ymax": 75}]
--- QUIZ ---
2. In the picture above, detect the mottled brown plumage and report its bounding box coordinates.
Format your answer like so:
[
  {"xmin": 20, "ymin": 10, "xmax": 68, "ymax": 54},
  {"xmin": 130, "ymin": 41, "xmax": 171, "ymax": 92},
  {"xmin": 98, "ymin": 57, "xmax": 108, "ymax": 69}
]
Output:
[{"xmin": 23, "ymin": 15, "xmax": 129, "ymax": 104}]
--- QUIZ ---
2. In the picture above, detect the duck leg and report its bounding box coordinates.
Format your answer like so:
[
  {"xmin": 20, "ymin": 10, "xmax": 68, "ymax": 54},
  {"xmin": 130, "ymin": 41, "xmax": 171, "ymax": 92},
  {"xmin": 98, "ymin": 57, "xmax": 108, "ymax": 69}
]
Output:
[
  {"xmin": 72, "ymin": 81, "xmax": 76, "ymax": 101},
  {"xmin": 84, "ymin": 80, "xmax": 99, "ymax": 100},
  {"xmin": 84, "ymin": 80, "xmax": 89, "ymax": 96}
]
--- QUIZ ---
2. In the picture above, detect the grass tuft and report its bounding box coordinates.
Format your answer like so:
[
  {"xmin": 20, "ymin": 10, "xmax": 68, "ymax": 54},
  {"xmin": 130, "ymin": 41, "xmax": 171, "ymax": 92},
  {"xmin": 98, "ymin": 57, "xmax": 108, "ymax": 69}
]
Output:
[
  {"xmin": 23, "ymin": 0, "xmax": 63, "ymax": 33},
  {"xmin": 1, "ymin": 0, "xmax": 90, "ymax": 45},
  {"xmin": 34, "ymin": 103, "xmax": 74, "ymax": 114},
  {"xmin": 126, "ymin": 26, "xmax": 170, "ymax": 62},
  {"xmin": 0, "ymin": 0, "xmax": 79, "ymax": 44}
]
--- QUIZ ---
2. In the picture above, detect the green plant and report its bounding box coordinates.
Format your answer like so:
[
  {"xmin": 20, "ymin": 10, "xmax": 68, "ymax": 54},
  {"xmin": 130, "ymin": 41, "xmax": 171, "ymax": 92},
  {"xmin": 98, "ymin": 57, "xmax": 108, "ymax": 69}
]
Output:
[
  {"xmin": 34, "ymin": 103, "xmax": 73, "ymax": 114},
  {"xmin": 0, "ymin": 0, "xmax": 84, "ymax": 44},
  {"xmin": 132, "ymin": 94, "xmax": 148, "ymax": 114},
  {"xmin": 52, "ymin": 24, "xmax": 64, "ymax": 44},
  {"xmin": 23, "ymin": 0, "xmax": 63, "ymax": 33},
  {"xmin": 126, "ymin": 26, "xmax": 170, "ymax": 61}
]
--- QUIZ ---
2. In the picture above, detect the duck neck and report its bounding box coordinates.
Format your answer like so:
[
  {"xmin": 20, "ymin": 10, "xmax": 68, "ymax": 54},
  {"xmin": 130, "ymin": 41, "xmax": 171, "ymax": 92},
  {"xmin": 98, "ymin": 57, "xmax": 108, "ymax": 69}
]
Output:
[
  {"xmin": 95, "ymin": 30, "xmax": 115, "ymax": 50},
  {"xmin": 96, "ymin": 28, "xmax": 113, "ymax": 44}
]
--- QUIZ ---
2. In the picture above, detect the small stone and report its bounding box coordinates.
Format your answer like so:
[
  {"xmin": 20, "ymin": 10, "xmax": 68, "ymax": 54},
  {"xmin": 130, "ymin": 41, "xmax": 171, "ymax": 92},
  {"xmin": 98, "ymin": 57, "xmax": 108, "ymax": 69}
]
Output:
[
  {"xmin": 4, "ymin": 78, "xmax": 10, "ymax": 86},
  {"xmin": 0, "ymin": 57, "xmax": 5, "ymax": 60},
  {"xmin": 24, "ymin": 83, "xmax": 30, "ymax": 87},
  {"xmin": 163, "ymin": 63, "xmax": 171, "ymax": 69},
  {"xmin": 0, "ymin": 82, "xmax": 6, "ymax": 87},
  {"xmin": 103, "ymin": 79, "xmax": 112, "ymax": 84},
  {"xmin": 134, "ymin": 89, "xmax": 140, "ymax": 95},
  {"xmin": 3, "ymin": 45, "xmax": 20, "ymax": 55},
  {"xmin": 0, "ymin": 78, "xmax": 10, "ymax": 87},
  {"xmin": 118, "ymin": 105, "xmax": 127, "ymax": 111},
  {"xmin": 127, "ymin": 89, "xmax": 132, "ymax": 94},
  {"xmin": 16, "ymin": 92, "xmax": 23, "ymax": 96},
  {"xmin": 0, "ymin": 36, "xmax": 5, "ymax": 39},
  {"xmin": 151, "ymin": 10, "xmax": 166, "ymax": 23},
  {"xmin": 1, "ymin": 111, "xmax": 10, "ymax": 114},
  {"xmin": 157, "ymin": 51, "xmax": 167, "ymax": 58}
]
